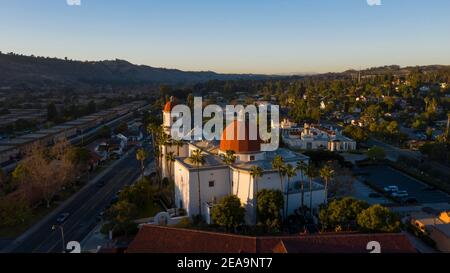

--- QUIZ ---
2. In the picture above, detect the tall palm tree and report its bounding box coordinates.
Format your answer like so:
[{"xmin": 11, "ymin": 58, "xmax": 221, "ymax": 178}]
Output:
[
  {"xmin": 285, "ymin": 164, "xmax": 297, "ymax": 220},
  {"xmin": 272, "ymin": 155, "xmax": 286, "ymax": 192},
  {"xmin": 272, "ymin": 155, "xmax": 286, "ymax": 218},
  {"xmin": 250, "ymin": 166, "xmax": 263, "ymax": 225},
  {"xmin": 136, "ymin": 148, "xmax": 147, "ymax": 180},
  {"xmin": 222, "ymin": 150, "xmax": 237, "ymax": 195},
  {"xmin": 319, "ymin": 163, "xmax": 334, "ymax": 206},
  {"xmin": 165, "ymin": 151, "xmax": 176, "ymax": 179},
  {"xmin": 159, "ymin": 132, "xmax": 171, "ymax": 178},
  {"xmin": 304, "ymin": 164, "xmax": 317, "ymax": 218},
  {"xmin": 296, "ymin": 160, "xmax": 307, "ymax": 214},
  {"xmin": 189, "ymin": 149, "xmax": 205, "ymax": 217}
]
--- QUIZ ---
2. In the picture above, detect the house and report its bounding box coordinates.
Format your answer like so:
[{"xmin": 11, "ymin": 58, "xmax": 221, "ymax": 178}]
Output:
[
  {"xmin": 411, "ymin": 211, "xmax": 450, "ymax": 253},
  {"xmin": 282, "ymin": 124, "xmax": 357, "ymax": 152},
  {"xmin": 126, "ymin": 225, "xmax": 416, "ymax": 253}
]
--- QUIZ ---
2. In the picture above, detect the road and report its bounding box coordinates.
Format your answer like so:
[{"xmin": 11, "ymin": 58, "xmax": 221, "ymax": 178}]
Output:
[
  {"xmin": 367, "ymin": 137, "xmax": 422, "ymax": 161},
  {"xmin": 6, "ymin": 147, "xmax": 151, "ymax": 253}
]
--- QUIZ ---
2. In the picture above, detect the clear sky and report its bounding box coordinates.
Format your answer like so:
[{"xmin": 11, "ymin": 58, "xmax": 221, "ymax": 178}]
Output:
[{"xmin": 1, "ymin": 0, "xmax": 450, "ymax": 74}]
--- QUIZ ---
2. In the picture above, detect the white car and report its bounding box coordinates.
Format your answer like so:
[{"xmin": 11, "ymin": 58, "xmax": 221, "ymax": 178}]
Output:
[
  {"xmin": 392, "ymin": 191, "xmax": 409, "ymax": 198},
  {"xmin": 384, "ymin": 186, "xmax": 399, "ymax": 192}
]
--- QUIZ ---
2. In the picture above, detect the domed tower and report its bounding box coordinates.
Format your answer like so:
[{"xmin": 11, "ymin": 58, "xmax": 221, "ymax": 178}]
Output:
[
  {"xmin": 219, "ymin": 119, "xmax": 265, "ymax": 162},
  {"xmin": 163, "ymin": 96, "xmax": 176, "ymax": 136}
]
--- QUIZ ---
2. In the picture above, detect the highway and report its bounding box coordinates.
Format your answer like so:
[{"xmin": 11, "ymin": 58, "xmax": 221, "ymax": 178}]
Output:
[{"xmin": 6, "ymin": 146, "xmax": 151, "ymax": 253}]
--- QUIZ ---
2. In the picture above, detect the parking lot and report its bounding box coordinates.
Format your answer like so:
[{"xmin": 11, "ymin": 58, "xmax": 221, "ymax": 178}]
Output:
[{"xmin": 358, "ymin": 165, "xmax": 450, "ymax": 204}]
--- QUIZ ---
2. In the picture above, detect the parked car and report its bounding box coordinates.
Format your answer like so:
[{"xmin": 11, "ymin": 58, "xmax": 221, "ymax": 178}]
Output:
[
  {"xmin": 384, "ymin": 186, "xmax": 399, "ymax": 192},
  {"xmin": 392, "ymin": 191, "xmax": 409, "ymax": 198},
  {"xmin": 56, "ymin": 213, "xmax": 70, "ymax": 224}
]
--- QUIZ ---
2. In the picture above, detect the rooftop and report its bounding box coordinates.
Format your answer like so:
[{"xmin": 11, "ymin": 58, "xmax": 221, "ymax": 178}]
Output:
[{"xmin": 127, "ymin": 225, "xmax": 416, "ymax": 253}]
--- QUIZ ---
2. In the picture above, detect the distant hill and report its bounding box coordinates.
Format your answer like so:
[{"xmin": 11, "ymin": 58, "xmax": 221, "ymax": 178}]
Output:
[{"xmin": 0, "ymin": 52, "xmax": 269, "ymax": 89}]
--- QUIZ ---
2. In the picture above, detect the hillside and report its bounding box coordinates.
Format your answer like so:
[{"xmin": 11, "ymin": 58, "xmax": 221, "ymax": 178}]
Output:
[{"xmin": 0, "ymin": 52, "xmax": 268, "ymax": 89}]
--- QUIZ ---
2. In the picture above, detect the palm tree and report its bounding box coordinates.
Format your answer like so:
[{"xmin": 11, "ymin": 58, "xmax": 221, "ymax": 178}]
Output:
[
  {"xmin": 250, "ymin": 166, "xmax": 263, "ymax": 225},
  {"xmin": 285, "ymin": 164, "xmax": 297, "ymax": 220},
  {"xmin": 296, "ymin": 160, "xmax": 307, "ymax": 214},
  {"xmin": 189, "ymin": 149, "xmax": 205, "ymax": 217},
  {"xmin": 173, "ymin": 139, "xmax": 184, "ymax": 156},
  {"xmin": 272, "ymin": 155, "xmax": 286, "ymax": 193},
  {"xmin": 222, "ymin": 150, "xmax": 237, "ymax": 195},
  {"xmin": 147, "ymin": 122, "xmax": 161, "ymax": 161},
  {"xmin": 159, "ymin": 132, "xmax": 171, "ymax": 178},
  {"xmin": 304, "ymin": 164, "xmax": 317, "ymax": 218},
  {"xmin": 319, "ymin": 163, "xmax": 334, "ymax": 206},
  {"xmin": 272, "ymin": 155, "xmax": 286, "ymax": 218},
  {"xmin": 165, "ymin": 151, "xmax": 176, "ymax": 179},
  {"xmin": 136, "ymin": 148, "xmax": 147, "ymax": 180}
]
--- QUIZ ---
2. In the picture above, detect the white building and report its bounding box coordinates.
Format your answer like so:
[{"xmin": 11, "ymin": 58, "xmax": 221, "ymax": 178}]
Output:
[
  {"xmin": 282, "ymin": 123, "xmax": 357, "ymax": 152},
  {"xmin": 159, "ymin": 101, "xmax": 325, "ymax": 225}
]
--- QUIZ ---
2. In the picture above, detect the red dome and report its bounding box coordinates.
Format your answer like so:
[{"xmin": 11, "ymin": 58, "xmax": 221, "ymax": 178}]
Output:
[
  {"xmin": 219, "ymin": 120, "xmax": 261, "ymax": 153},
  {"xmin": 163, "ymin": 101, "xmax": 172, "ymax": 112}
]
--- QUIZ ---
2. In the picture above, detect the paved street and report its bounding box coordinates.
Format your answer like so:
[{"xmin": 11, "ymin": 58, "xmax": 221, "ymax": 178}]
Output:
[
  {"xmin": 367, "ymin": 137, "xmax": 422, "ymax": 161},
  {"xmin": 4, "ymin": 147, "xmax": 150, "ymax": 253}
]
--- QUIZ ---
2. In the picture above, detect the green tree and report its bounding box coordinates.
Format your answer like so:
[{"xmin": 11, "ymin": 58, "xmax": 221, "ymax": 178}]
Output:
[
  {"xmin": 319, "ymin": 197, "xmax": 369, "ymax": 231},
  {"xmin": 189, "ymin": 149, "xmax": 205, "ymax": 217},
  {"xmin": 296, "ymin": 160, "xmax": 307, "ymax": 214},
  {"xmin": 250, "ymin": 166, "xmax": 263, "ymax": 225},
  {"xmin": 67, "ymin": 147, "xmax": 91, "ymax": 172},
  {"xmin": 357, "ymin": 205, "xmax": 401, "ymax": 233},
  {"xmin": 343, "ymin": 125, "xmax": 368, "ymax": 142},
  {"xmin": 271, "ymin": 155, "xmax": 286, "ymax": 217},
  {"xmin": 304, "ymin": 164, "xmax": 317, "ymax": 217},
  {"xmin": 136, "ymin": 148, "xmax": 147, "ymax": 179},
  {"xmin": 0, "ymin": 199, "xmax": 31, "ymax": 228},
  {"xmin": 256, "ymin": 189, "xmax": 284, "ymax": 231},
  {"xmin": 165, "ymin": 151, "xmax": 176, "ymax": 178},
  {"xmin": 367, "ymin": 146, "xmax": 386, "ymax": 161},
  {"xmin": 211, "ymin": 195, "xmax": 245, "ymax": 231},
  {"xmin": 222, "ymin": 150, "xmax": 237, "ymax": 195},
  {"xmin": 284, "ymin": 164, "xmax": 297, "ymax": 219},
  {"xmin": 103, "ymin": 200, "xmax": 138, "ymax": 237},
  {"xmin": 386, "ymin": 121, "xmax": 399, "ymax": 135},
  {"xmin": 319, "ymin": 164, "xmax": 334, "ymax": 206}
]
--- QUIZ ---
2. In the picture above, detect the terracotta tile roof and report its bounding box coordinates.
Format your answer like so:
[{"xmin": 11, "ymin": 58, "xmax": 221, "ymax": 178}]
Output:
[
  {"xmin": 126, "ymin": 225, "xmax": 417, "ymax": 253},
  {"xmin": 127, "ymin": 225, "xmax": 256, "ymax": 253}
]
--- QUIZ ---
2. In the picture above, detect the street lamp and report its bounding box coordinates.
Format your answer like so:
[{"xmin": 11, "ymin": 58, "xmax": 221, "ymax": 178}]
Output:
[{"xmin": 52, "ymin": 225, "xmax": 65, "ymax": 253}]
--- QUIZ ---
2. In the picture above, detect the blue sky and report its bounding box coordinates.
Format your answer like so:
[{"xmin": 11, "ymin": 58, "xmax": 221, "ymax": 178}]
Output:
[{"xmin": 1, "ymin": 0, "xmax": 449, "ymax": 74}]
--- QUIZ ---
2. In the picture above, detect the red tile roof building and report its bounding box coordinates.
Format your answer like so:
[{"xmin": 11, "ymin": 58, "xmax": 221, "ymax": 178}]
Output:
[{"xmin": 127, "ymin": 225, "xmax": 416, "ymax": 253}]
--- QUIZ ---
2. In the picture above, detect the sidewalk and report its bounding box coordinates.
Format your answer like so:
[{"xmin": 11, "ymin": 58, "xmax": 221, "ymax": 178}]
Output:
[{"xmin": 1, "ymin": 147, "xmax": 136, "ymax": 253}]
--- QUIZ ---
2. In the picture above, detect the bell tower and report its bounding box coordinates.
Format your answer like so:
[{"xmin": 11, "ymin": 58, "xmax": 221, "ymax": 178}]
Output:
[{"xmin": 163, "ymin": 96, "xmax": 175, "ymax": 136}]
